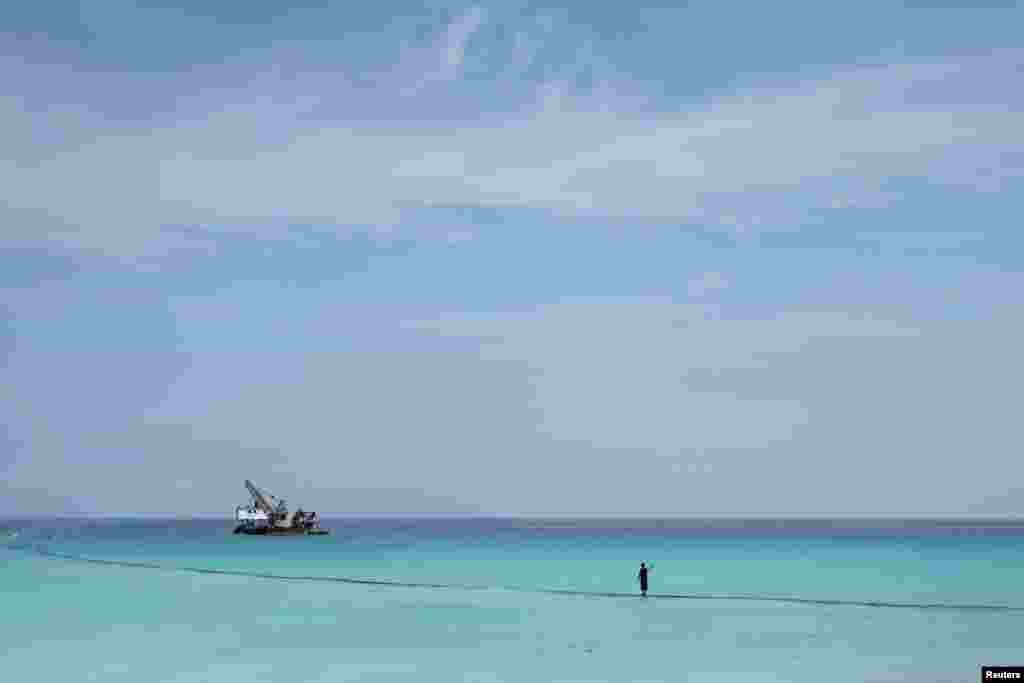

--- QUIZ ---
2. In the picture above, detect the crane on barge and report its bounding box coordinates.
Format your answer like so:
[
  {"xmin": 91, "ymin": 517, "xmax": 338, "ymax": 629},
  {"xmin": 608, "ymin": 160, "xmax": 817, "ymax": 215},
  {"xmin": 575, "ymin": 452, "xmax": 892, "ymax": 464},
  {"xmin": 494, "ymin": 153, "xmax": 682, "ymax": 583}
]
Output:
[{"xmin": 233, "ymin": 479, "xmax": 328, "ymax": 535}]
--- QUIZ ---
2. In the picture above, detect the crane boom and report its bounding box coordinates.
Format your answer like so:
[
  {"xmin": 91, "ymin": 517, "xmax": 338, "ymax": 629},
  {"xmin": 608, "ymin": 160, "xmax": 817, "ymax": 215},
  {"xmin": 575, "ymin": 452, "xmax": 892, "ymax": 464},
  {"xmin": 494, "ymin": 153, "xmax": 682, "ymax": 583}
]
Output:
[
  {"xmin": 233, "ymin": 479, "xmax": 327, "ymax": 535},
  {"xmin": 245, "ymin": 479, "xmax": 276, "ymax": 515}
]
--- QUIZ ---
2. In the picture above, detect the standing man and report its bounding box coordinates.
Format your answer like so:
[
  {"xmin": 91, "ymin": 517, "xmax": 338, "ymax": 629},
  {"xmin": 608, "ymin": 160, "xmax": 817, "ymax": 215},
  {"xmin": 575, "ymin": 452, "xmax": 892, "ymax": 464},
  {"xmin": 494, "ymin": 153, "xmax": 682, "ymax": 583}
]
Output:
[{"xmin": 638, "ymin": 562, "xmax": 651, "ymax": 597}]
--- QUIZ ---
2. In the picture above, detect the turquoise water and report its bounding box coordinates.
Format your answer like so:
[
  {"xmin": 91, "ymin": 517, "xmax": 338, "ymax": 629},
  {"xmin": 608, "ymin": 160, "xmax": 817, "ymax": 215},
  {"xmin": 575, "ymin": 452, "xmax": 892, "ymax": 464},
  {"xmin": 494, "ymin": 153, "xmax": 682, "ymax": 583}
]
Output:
[{"xmin": 3, "ymin": 518, "xmax": 1023, "ymax": 681}]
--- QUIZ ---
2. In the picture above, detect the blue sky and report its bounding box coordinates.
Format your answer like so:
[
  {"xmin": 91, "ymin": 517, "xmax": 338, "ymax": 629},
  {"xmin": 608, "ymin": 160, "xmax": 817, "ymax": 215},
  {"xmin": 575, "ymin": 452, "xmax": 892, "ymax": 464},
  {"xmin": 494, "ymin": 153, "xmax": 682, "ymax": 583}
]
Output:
[{"xmin": 2, "ymin": 1, "xmax": 1023, "ymax": 516}]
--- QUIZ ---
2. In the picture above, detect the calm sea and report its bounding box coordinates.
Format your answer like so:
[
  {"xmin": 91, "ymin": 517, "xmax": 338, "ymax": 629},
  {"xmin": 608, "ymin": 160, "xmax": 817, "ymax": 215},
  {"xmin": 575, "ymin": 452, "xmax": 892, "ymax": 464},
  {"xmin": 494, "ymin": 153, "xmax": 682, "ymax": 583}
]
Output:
[{"xmin": 3, "ymin": 517, "xmax": 1022, "ymax": 682}]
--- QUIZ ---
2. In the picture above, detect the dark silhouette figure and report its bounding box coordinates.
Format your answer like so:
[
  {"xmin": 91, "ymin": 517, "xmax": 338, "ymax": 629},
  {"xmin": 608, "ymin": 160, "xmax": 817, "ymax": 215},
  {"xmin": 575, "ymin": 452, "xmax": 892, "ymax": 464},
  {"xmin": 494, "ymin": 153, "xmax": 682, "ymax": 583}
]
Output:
[{"xmin": 638, "ymin": 562, "xmax": 650, "ymax": 597}]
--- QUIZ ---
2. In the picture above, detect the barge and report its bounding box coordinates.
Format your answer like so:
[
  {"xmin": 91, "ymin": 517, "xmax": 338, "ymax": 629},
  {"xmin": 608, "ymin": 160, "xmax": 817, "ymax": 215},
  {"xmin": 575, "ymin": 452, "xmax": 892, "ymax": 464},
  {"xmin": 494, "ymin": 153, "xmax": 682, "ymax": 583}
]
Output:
[{"xmin": 233, "ymin": 479, "xmax": 329, "ymax": 535}]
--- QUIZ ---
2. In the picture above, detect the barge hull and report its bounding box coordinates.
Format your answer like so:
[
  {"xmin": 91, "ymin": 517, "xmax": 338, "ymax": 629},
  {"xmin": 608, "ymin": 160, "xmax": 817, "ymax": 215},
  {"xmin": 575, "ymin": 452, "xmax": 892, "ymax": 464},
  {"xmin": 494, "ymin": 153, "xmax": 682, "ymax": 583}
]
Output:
[{"xmin": 233, "ymin": 524, "xmax": 329, "ymax": 535}]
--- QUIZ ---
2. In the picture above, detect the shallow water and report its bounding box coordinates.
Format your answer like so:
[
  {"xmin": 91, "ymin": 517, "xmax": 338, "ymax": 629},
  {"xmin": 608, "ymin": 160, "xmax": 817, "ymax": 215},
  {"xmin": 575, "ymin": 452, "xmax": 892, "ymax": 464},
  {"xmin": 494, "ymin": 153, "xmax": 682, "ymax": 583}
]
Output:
[{"xmin": 3, "ymin": 518, "xmax": 1022, "ymax": 681}]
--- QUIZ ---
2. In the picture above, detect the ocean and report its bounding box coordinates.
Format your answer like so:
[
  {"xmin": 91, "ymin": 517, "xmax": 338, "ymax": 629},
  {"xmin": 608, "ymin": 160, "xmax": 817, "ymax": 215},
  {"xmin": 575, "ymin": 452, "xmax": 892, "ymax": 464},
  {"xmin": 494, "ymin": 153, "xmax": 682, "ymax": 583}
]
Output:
[{"xmin": 2, "ymin": 518, "xmax": 1022, "ymax": 682}]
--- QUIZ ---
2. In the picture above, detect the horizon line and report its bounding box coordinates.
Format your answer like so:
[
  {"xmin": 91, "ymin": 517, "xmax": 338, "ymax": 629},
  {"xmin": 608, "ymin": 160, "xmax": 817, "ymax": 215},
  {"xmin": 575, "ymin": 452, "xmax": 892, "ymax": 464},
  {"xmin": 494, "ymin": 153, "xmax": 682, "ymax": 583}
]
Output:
[{"xmin": 4, "ymin": 513, "xmax": 1024, "ymax": 522}]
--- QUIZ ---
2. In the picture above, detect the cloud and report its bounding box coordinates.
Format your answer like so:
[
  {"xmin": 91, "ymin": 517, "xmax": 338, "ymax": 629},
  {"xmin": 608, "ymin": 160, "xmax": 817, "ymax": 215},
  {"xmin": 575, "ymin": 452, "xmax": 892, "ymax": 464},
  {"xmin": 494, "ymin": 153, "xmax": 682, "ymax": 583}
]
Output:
[
  {"xmin": 400, "ymin": 7, "xmax": 487, "ymax": 95},
  {"xmin": 2, "ymin": 15, "xmax": 1022, "ymax": 259},
  {"xmin": 403, "ymin": 299, "xmax": 922, "ymax": 459},
  {"xmin": 401, "ymin": 298, "xmax": 1023, "ymax": 515},
  {"xmin": 441, "ymin": 7, "xmax": 486, "ymax": 79},
  {"xmin": 5, "ymin": 283, "xmax": 1024, "ymax": 515}
]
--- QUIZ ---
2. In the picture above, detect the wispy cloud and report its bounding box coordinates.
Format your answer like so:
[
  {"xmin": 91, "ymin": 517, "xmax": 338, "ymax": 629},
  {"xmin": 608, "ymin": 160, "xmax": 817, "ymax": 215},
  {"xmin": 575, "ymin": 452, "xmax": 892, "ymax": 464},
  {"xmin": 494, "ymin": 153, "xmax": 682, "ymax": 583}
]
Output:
[
  {"xmin": 440, "ymin": 7, "xmax": 486, "ymax": 79},
  {"xmin": 400, "ymin": 6, "xmax": 487, "ymax": 95}
]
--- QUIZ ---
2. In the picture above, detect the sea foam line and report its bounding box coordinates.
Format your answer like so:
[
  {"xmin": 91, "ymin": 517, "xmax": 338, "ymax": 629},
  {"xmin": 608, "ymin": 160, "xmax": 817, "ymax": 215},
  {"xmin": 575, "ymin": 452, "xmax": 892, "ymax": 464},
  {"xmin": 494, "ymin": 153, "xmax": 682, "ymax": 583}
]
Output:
[{"xmin": 9, "ymin": 542, "xmax": 1024, "ymax": 613}]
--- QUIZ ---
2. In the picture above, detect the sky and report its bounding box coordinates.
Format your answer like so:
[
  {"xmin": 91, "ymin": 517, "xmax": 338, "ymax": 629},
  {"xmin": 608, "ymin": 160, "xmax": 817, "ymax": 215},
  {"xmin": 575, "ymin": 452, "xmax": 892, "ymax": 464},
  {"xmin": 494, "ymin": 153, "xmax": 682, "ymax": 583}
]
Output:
[{"xmin": 2, "ymin": 1, "xmax": 1023, "ymax": 517}]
